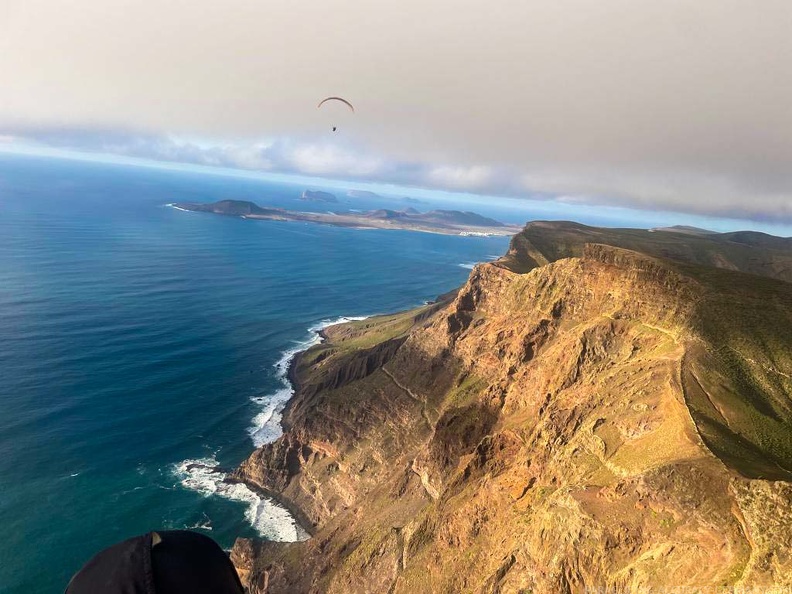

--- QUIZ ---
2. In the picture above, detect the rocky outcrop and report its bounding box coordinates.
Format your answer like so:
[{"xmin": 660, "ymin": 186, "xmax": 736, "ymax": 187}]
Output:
[{"xmin": 231, "ymin": 225, "xmax": 792, "ymax": 593}]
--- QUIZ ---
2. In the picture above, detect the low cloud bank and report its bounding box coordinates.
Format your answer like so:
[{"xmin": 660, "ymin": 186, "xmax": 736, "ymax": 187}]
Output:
[{"xmin": 2, "ymin": 127, "xmax": 790, "ymax": 225}]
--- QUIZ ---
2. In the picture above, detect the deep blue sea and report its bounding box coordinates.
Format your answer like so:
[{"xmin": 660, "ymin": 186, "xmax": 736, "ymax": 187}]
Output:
[{"xmin": 0, "ymin": 154, "xmax": 516, "ymax": 593}]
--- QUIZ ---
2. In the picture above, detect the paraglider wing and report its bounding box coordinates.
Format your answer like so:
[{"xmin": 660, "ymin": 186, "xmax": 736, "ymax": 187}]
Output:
[{"xmin": 317, "ymin": 97, "xmax": 355, "ymax": 113}]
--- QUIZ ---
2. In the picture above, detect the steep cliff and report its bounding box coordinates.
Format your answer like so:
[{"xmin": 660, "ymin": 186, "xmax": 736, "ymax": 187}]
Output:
[{"xmin": 231, "ymin": 223, "xmax": 792, "ymax": 593}]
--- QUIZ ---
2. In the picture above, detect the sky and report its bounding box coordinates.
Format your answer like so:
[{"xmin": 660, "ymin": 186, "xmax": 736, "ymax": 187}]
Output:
[{"xmin": 1, "ymin": 0, "xmax": 790, "ymax": 226}]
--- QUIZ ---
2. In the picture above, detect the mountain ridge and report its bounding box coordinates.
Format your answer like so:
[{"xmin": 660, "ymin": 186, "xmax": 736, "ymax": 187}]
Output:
[
  {"xmin": 497, "ymin": 221, "xmax": 792, "ymax": 281},
  {"xmin": 229, "ymin": 222, "xmax": 792, "ymax": 593}
]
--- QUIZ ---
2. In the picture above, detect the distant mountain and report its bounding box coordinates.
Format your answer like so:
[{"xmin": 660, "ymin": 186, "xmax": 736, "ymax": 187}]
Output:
[
  {"xmin": 719, "ymin": 230, "xmax": 792, "ymax": 250},
  {"xmin": 300, "ymin": 190, "xmax": 338, "ymax": 203},
  {"xmin": 359, "ymin": 208, "xmax": 505, "ymax": 227},
  {"xmin": 650, "ymin": 226, "xmax": 791, "ymax": 249},
  {"xmin": 420, "ymin": 209, "xmax": 505, "ymax": 227},
  {"xmin": 650, "ymin": 225, "xmax": 717, "ymax": 235},
  {"xmin": 362, "ymin": 209, "xmax": 407, "ymax": 220}
]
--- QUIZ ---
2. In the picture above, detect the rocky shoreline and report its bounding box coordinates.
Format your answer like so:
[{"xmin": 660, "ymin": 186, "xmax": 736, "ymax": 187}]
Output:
[
  {"xmin": 224, "ymin": 473, "xmax": 315, "ymax": 539},
  {"xmin": 229, "ymin": 328, "xmax": 336, "ymax": 537}
]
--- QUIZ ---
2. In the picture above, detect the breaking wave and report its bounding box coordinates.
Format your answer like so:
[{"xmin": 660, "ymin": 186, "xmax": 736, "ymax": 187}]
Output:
[
  {"xmin": 247, "ymin": 316, "xmax": 371, "ymax": 447},
  {"xmin": 172, "ymin": 457, "xmax": 308, "ymax": 542},
  {"xmin": 174, "ymin": 315, "xmax": 370, "ymax": 540}
]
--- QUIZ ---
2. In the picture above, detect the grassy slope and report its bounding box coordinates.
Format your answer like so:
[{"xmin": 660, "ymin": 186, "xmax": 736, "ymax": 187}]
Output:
[
  {"xmin": 499, "ymin": 222, "xmax": 792, "ymax": 479},
  {"xmin": 681, "ymin": 264, "xmax": 792, "ymax": 479},
  {"xmin": 498, "ymin": 221, "xmax": 792, "ymax": 282}
]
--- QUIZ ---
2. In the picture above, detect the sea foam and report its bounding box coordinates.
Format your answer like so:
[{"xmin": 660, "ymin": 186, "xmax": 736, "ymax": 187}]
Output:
[
  {"xmin": 173, "ymin": 457, "xmax": 308, "ymax": 542},
  {"xmin": 247, "ymin": 315, "xmax": 371, "ymax": 447},
  {"xmin": 175, "ymin": 315, "xmax": 370, "ymax": 541},
  {"xmin": 460, "ymin": 254, "xmax": 501, "ymax": 270},
  {"xmin": 165, "ymin": 203, "xmax": 191, "ymax": 212}
]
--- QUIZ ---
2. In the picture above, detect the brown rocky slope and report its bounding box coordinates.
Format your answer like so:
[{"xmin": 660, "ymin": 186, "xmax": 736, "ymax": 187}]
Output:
[{"xmin": 231, "ymin": 222, "xmax": 792, "ymax": 593}]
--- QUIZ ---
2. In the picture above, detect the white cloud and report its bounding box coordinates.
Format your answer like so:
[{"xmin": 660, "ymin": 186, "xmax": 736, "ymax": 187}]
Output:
[
  {"xmin": 427, "ymin": 165, "xmax": 494, "ymax": 191},
  {"xmin": 284, "ymin": 143, "xmax": 386, "ymax": 177},
  {"xmin": 519, "ymin": 166, "xmax": 792, "ymax": 222}
]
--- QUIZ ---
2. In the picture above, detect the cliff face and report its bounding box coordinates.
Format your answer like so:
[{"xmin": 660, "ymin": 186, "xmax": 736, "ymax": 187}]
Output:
[{"xmin": 231, "ymin": 224, "xmax": 792, "ymax": 593}]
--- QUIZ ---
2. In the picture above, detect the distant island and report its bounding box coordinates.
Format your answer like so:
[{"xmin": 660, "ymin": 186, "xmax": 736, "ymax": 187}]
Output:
[
  {"xmin": 171, "ymin": 199, "xmax": 520, "ymax": 236},
  {"xmin": 346, "ymin": 190, "xmax": 380, "ymax": 199},
  {"xmin": 300, "ymin": 190, "xmax": 338, "ymax": 203}
]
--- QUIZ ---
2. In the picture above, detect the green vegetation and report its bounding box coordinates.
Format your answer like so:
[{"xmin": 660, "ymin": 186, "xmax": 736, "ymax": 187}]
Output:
[
  {"xmin": 500, "ymin": 221, "xmax": 792, "ymax": 283},
  {"xmin": 329, "ymin": 308, "xmax": 431, "ymax": 351},
  {"xmin": 503, "ymin": 223, "xmax": 792, "ymax": 481},
  {"xmin": 446, "ymin": 374, "xmax": 488, "ymax": 407},
  {"xmin": 296, "ymin": 304, "xmax": 439, "ymax": 389},
  {"xmin": 682, "ymin": 266, "xmax": 792, "ymax": 479}
]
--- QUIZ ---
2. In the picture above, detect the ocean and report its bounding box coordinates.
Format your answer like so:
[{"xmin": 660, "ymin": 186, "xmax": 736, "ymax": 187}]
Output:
[{"xmin": 0, "ymin": 154, "xmax": 513, "ymax": 592}]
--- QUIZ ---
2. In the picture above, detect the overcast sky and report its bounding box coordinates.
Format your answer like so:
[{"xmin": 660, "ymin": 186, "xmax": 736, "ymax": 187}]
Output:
[{"xmin": 1, "ymin": 0, "xmax": 790, "ymax": 223}]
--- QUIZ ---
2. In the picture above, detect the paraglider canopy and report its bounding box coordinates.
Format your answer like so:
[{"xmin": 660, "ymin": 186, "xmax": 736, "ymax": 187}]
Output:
[
  {"xmin": 317, "ymin": 96, "xmax": 355, "ymax": 112},
  {"xmin": 317, "ymin": 97, "xmax": 354, "ymax": 133}
]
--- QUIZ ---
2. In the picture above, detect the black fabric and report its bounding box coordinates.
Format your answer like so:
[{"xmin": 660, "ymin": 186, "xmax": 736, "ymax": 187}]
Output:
[
  {"xmin": 66, "ymin": 530, "xmax": 244, "ymax": 594},
  {"xmin": 65, "ymin": 533, "xmax": 154, "ymax": 594},
  {"xmin": 150, "ymin": 531, "xmax": 245, "ymax": 594}
]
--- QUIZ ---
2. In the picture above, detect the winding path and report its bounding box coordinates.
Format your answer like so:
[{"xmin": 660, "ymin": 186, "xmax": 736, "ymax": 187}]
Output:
[{"xmin": 381, "ymin": 367, "xmax": 433, "ymax": 430}]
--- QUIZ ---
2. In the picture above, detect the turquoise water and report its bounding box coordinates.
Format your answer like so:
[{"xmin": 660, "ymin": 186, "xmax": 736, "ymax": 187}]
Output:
[{"xmin": 0, "ymin": 154, "xmax": 512, "ymax": 592}]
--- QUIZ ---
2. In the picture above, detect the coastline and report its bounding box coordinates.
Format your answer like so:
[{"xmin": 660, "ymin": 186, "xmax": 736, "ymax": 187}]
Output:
[
  {"xmin": 171, "ymin": 254, "xmax": 477, "ymax": 543},
  {"xmin": 172, "ymin": 456, "xmax": 305, "ymax": 542},
  {"xmin": 170, "ymin": 281, "xmax": 475, "ymax": 543},
  {"xmin": 231, "ymin": 316, "xmax": 373, "ymax": 537},
  {"xmin": 278, "ymin": 322, "xmax": 336, "ymax": 431},
  {"xmin": 224, "ymin": 475, "xmax": 316, "ymax": 539},
  {"xmin": 173, "ymin": 316, "xmax": 372, "ymax": 542},
  {"xmin": 229, "ymin": 300, "xmax": 459, "ymax": 540},
  {"xmin": 228, "ymin": 293, "xmax": 463, "ymax": 539},
  {"xmin": 221, "ymin": 325, "xmax": 335, "ymax": 539}
]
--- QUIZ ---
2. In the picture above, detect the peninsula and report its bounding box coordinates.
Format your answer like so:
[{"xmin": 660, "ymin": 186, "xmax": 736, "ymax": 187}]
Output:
[{"xmin": 171, "ymin": 199, "xmax": 519, "ymax": 236}]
